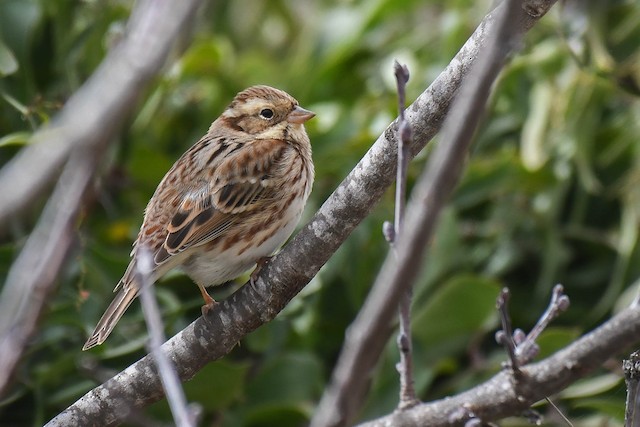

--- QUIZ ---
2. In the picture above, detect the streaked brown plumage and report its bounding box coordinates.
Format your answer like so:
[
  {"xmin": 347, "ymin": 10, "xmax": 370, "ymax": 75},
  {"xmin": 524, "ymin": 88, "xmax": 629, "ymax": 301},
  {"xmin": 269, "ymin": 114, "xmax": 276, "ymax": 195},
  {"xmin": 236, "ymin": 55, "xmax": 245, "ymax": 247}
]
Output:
[{"xmin": 83, "ymin": 86, "xmax": 315, "ymax": 350}]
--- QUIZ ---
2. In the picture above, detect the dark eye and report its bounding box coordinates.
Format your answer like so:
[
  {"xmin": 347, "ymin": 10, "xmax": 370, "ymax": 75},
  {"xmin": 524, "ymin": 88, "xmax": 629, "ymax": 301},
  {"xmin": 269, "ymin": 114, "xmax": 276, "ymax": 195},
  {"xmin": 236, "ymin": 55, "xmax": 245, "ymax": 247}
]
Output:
[{"xmin": 259, "ymin": 108, "xmax": 274, "ymax": 119}]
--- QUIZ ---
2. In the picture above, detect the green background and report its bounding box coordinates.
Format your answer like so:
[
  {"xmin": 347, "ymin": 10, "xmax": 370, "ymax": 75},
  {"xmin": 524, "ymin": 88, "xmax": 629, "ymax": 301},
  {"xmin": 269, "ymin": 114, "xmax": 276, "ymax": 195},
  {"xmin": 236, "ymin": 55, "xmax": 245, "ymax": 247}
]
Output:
[{"xmin": 1, "ymin": 0, "xmax": 640, "ymax": 426}]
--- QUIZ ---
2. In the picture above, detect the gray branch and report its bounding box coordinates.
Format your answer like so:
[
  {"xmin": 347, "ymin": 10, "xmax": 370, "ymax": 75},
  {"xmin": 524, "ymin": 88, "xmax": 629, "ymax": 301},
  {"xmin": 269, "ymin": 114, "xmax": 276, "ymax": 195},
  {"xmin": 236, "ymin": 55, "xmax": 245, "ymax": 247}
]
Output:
[
  {"xmin": 44, "ymin": 0, "xmax": 559, "ymax": 425},
  {"xmin": 137, "ymin": 248, "xmax": 200, "ymax": 427},
  {"xmin": 358, "ymin": 305, "xmax": 640, "ymax": 427}
]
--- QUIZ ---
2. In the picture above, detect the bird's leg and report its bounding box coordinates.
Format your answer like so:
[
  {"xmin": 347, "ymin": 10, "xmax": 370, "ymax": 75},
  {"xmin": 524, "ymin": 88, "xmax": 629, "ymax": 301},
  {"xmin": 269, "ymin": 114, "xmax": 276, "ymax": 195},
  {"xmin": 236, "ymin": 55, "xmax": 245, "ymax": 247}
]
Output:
[
  {"xmin": 198, "ymin": 283, "xmax": 217, "ymax": 316},
  {"xmin": 250, "ymin": 256, "xmax": 272, "ymax": 289}
]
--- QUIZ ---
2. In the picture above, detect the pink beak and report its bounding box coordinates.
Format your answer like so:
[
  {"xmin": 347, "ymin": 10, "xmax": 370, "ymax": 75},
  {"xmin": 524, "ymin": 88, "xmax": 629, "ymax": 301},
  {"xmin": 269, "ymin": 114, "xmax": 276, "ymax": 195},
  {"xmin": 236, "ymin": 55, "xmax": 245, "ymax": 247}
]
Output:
[{"xmin": 287, "ymin": 106, "xmax": 316, "ymax": 124}]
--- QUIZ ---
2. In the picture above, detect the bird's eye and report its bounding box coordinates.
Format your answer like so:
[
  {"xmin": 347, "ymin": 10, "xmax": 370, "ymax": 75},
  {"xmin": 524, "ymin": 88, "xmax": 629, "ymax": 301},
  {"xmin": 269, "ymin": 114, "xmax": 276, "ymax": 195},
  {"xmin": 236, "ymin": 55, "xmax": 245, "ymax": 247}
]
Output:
[{"xmin": 259, "ymin": 108, "xmax": 274, "ymax": 119}]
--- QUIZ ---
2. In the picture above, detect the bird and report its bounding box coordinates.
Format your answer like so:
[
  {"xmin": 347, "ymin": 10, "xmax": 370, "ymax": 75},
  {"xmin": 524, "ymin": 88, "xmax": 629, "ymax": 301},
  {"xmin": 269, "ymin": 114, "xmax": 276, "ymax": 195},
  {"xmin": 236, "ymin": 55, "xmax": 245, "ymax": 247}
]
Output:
[{"xmin": 83, "ymin": 85, "xmax": 315, "ymax": 350}]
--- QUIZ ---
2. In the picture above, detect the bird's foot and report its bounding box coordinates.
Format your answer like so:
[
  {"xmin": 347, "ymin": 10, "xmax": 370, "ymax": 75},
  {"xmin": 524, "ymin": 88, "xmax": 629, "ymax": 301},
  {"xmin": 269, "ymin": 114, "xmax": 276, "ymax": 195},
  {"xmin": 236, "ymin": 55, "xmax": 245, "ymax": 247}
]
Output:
[
  {"xmin": 198, "ymin": 284, "xmax": 218, "ymax": 316},
  {"xmin": 250, "ymin": 256, "xmax": 272, "ymax": 288}
]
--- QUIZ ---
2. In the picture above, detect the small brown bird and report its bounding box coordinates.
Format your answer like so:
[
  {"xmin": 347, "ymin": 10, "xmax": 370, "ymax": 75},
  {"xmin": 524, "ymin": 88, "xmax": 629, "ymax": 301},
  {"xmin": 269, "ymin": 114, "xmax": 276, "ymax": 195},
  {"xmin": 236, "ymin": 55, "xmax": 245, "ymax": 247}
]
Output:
[{"xmin": 83, "ymin": 85, "xmax": 315, "ymax": 350}]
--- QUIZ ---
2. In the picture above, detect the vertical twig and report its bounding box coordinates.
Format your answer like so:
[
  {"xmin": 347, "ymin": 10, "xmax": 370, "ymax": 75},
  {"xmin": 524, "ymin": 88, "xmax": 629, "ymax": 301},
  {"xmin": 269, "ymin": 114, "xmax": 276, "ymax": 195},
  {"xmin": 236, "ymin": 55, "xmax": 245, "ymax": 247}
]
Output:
[
  {"xmin": 137, "ymin": 248, "xmax": 200, "ymax": 427},
  {"xmin": 390, "ymin": 60, "xmax": 418, "ymax": 408},
  {"xmin": 624, "ymin": 351, "xmax": 640, "ymax": 427},
  {"xmin": 495, "ymin": 288, "xmax": 520, "ymax": 372}
]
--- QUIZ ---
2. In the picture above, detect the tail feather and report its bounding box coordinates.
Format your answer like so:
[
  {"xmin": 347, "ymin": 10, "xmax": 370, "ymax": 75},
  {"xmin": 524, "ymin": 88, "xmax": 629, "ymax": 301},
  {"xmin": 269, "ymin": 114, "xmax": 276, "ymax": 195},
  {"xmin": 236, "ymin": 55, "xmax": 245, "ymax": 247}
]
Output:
[{"xmin": 82, "ymin": 285, "xmax": 139, "ymax": 351}]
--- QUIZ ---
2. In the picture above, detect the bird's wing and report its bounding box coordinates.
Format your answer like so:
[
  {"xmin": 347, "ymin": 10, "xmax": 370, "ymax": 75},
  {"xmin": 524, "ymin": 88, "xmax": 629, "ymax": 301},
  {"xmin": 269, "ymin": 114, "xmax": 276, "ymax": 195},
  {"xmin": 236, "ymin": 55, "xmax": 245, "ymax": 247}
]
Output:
[{"xmin": 154, "ymin": 138, "xmax": 290, "ymax": 263}]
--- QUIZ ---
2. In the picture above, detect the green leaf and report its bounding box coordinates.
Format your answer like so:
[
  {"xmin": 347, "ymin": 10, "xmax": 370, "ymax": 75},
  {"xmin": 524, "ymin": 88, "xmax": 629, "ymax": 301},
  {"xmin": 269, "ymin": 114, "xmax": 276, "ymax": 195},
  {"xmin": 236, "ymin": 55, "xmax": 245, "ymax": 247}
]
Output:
[
  {"xmin": 570, "ymin": 397, "xmax": 625, "ymax": 421},
  {"xmin": 0, "ymin": 39, "xmax": 18, "ymax": 76},
  {"xmin": 560, "ymin": 374, "xmax": 622, "ymax": 399},
  {"xmin": 413, "ymin": 275, "xmax": 500, "ymax": 354},
  {"xmin": 535, "ymin": 327, "xmax": 581, "ymax": 360},
  {"xmin": 183, "ymin": 360, "xmax": 249, "ymax": 411},
  {"xmin": 521, "ymin": 81, "xmax": 553, "ymax": 170},
  {"xmin": 246, "ymin": 352, "xmax": 322, "ymax": 406},
  {"xmin": 243, "ymin": 405, "xmax": 308, "ymax": 427},
  {"xmin": 0, "ymin": 131, "xmax": 31, "ymax": 147}
]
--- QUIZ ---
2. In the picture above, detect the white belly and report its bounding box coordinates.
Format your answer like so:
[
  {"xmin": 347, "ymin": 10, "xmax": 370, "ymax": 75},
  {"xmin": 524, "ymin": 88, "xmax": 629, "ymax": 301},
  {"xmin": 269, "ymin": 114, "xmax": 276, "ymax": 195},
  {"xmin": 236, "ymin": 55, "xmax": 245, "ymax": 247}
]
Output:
[{"xmin": 182, "ymin": 195, "xmax": 307, "ymax": 287}]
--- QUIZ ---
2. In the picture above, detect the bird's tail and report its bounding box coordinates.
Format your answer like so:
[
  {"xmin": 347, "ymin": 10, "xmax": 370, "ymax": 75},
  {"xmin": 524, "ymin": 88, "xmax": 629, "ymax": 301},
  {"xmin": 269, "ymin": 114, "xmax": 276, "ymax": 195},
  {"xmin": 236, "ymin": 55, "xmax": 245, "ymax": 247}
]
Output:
[{"xmin": 82, "ymin": 285, "xmax": 139, "ymax": 351}]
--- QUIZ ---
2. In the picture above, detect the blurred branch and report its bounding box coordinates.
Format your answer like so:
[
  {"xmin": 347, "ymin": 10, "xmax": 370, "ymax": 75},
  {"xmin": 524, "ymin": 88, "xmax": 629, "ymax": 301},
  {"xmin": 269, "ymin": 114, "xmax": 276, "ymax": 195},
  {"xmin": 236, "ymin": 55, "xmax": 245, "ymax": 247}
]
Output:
[
  {"xmin": 45, "ymin": 0, "xmax": 558, "ymax": 425},
  {"xmin": 0, "ymin": 0, "xmax": 203, "ymax": 398},
  {"xmin": 358, "ymin": 305, "xmax": 640, "ymax": 427},
  {"xmin": 0, "ymin": 0, "xmax": 202, "ymax": 229},
  {"xmin": 0, "ymin": 152, "xmax": 96, "ymax": 396},
  {"xmin": 310, "ymin": 0, "xmax": 523, "ymax": 424},
  {"xmin": 137, "ymin": 249, "xmax": 200, "ymax": 427}
]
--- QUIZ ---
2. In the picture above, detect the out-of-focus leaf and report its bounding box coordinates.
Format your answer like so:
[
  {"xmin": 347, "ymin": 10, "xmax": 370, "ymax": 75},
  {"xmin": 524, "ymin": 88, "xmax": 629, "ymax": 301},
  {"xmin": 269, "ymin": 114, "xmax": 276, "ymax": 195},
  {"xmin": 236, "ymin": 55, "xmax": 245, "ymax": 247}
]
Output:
[
  {"xmin": 182, "ymin": 360, "xmax": 249, "ymax": 411},
  {"xmin": 224, "ymin": 351, "xmax": 322, "ymax": 426},
  {"xmin": 0, "ymin": 131, "xmax": 31, "ymax": 147},
  {"xmin": 46, "ymin": 381, "xmax": 95, "ymax": 406},
  {"xmin": 243, "ymin": 318, "xmax": 290, "ymax": 354},
  {"xmin": 413, "ymin": 275, "xmax": 500, "ymax": 353},
  {"xmin": 454, "ymin": 149, "xmax": 555, "ymax": 209},
  {"xmin": 570, "ymin": 398, "xmax": 625, "ymax": 422},
  {"xmin": 0, "ymin": 0, "xmax": 41, "ymax": 61},
  {"xmin": 0, "ymin": 39, "xmax": 18, "ymax": 77},
  {"xmin": 534, "ymin": 327, "xmax": 581, "ymax": 359},
  {"xmin": 414, "ymin": 208, "xmax": 463, "ymax": 301},
  {"xmin": 243, "ymin": 405, "xmax": 308, "ymax": 427},
  {"xmin": 614, "ymin": 276, "xmax": 640, "ymax": 314},
  {"xmin": 246, "ymin": 351, "xmax": 322, "ymax": 406},
  {"xmin": 521, "ymin": 81, "xmax": 552, "ymax": 170},
  {"xmin": 559, "ymin": 374, "xmax": 622, "ymax": 399}
]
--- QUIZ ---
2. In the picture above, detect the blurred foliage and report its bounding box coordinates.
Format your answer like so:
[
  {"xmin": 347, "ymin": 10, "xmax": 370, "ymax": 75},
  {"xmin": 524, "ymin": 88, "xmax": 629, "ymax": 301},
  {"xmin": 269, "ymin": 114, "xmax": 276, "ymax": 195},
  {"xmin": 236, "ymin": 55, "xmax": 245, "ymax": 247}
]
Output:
[{"xmin": 1, "ymin": 0, "xmax": 640, "ymax": 426}]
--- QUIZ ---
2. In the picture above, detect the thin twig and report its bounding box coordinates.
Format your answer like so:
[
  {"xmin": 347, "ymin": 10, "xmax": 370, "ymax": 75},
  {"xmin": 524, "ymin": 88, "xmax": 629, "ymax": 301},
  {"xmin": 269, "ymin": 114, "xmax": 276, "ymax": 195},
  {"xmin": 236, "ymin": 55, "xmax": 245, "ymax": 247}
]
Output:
[
  {"xmin": 495, "ymin": 288, "xmax": 520, "ymax": 372},
  {"xmin": 392, "ymin": 60, "xmax": 411, "ymax": 239},
  {"xmin": 624, "ymin": 351, "xmax": 640, "ymax": 427},
  {"xmin": 137, "ymin": 248, "xmax": 200, "ymax": 427},
  {"xmin": 544, "ymin": 397, "xmax": 573, "ymax": 427},
  {"xmin": 390, "ymin": 60, "xmax": 418, "ymax": 408},
  {"xmin": 515, "ymin": 284, "xmax": 570, "ymax": 364}
]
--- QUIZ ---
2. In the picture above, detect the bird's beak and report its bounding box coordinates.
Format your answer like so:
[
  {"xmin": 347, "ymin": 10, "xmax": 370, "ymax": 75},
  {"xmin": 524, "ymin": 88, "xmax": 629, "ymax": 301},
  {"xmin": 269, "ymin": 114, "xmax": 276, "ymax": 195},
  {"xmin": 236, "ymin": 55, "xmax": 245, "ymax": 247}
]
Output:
[{"xmin": 287, "ymin": 106, "xmax": 316, "ymax": 124}]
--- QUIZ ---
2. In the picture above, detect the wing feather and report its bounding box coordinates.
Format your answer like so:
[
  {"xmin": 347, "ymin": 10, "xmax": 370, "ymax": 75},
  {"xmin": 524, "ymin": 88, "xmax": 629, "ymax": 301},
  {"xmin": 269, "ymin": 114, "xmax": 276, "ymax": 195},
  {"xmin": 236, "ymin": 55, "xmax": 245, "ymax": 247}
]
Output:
[{"xmin": 159, "ymin": 138, "xmax": 289, "ymax": 259}]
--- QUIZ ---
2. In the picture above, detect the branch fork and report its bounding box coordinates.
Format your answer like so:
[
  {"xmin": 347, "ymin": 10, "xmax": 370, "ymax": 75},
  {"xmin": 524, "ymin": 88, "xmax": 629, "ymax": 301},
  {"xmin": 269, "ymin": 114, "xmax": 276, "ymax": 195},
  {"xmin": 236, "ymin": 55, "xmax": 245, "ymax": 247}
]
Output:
[{"xmin": 496, "ymin": 284, "xmax": 570, "ymax": 372}]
